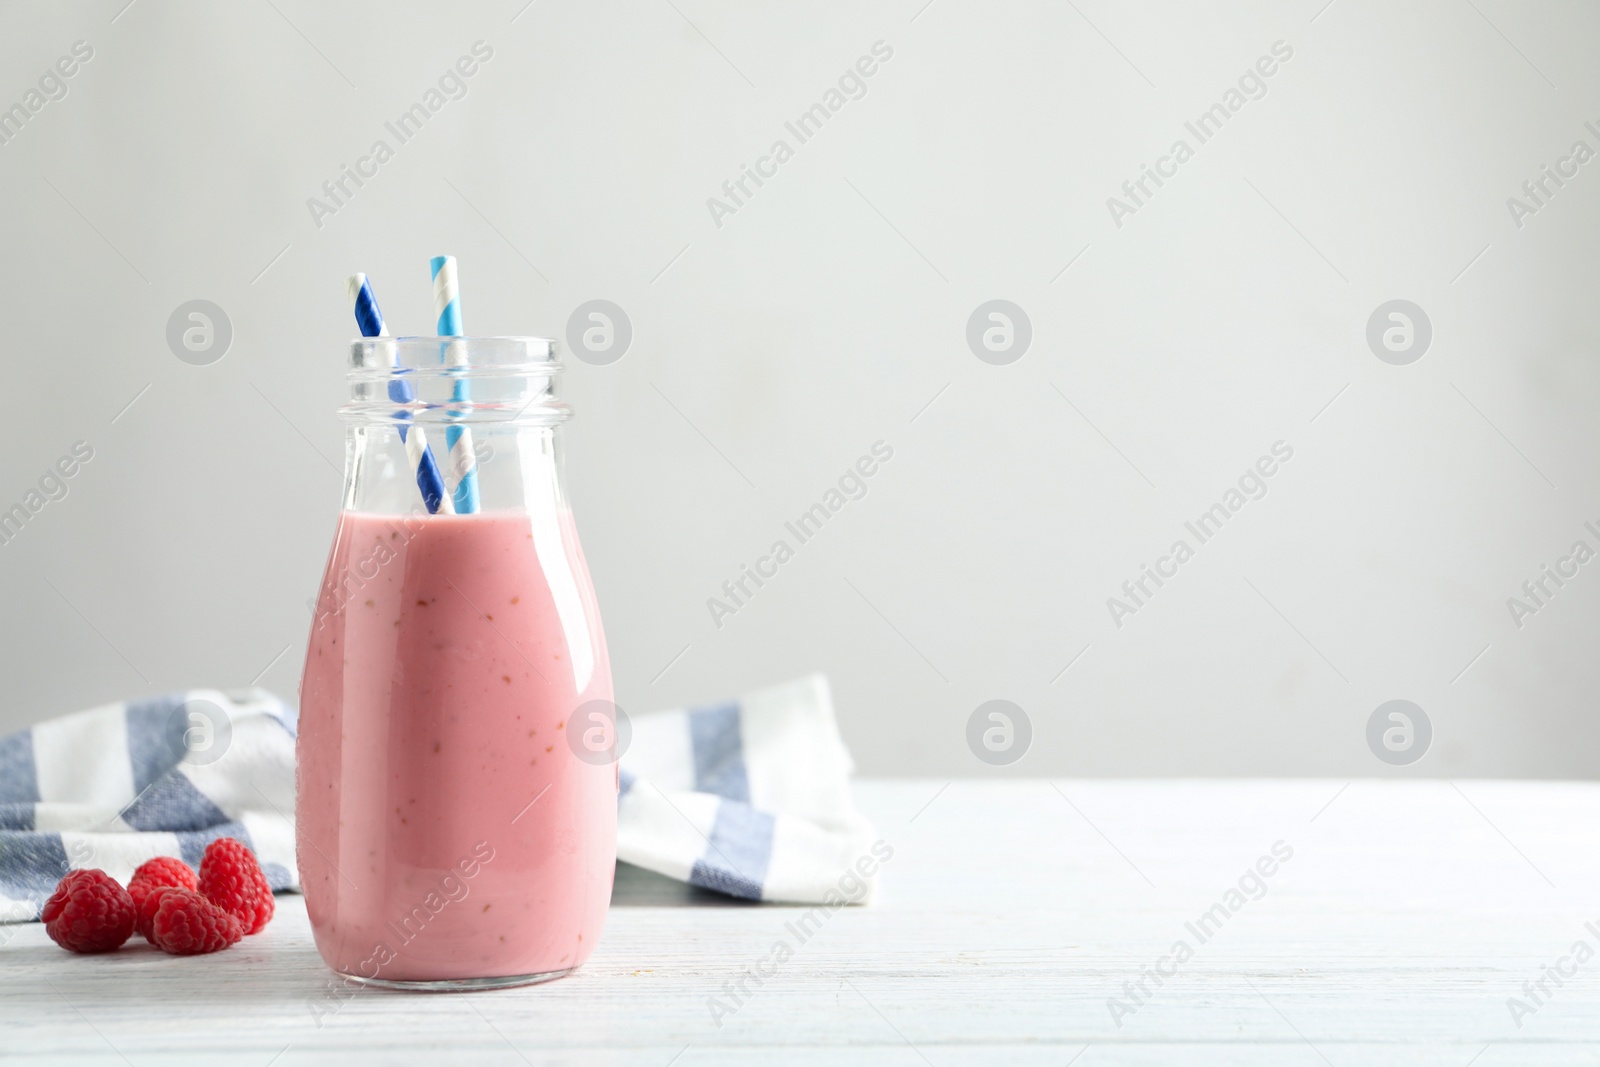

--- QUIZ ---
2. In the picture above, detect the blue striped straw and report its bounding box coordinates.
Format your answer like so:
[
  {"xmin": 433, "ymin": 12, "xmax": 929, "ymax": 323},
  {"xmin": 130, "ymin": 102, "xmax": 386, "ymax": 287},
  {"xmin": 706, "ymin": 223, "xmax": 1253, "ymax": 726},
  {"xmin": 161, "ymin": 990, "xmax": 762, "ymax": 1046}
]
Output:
[
  {"xmin": 347, "ymin": 273, "xmax": 452, "ymax": 514},
  {"xmin": 429, "ymin": 255, "xmax": 479, "ymax": 514}
]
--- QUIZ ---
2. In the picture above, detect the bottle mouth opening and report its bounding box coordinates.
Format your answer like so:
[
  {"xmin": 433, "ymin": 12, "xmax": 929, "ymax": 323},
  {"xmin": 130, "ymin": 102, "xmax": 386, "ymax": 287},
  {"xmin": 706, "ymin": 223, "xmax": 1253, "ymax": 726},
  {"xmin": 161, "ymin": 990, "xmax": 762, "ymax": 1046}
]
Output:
[
  {"xmin": 342, "ymin": 336, "xmax": 571, "ymax": 426},
  {"xmin": 348, "ymin": 335, "xmax": 557, "ymax": 370}
]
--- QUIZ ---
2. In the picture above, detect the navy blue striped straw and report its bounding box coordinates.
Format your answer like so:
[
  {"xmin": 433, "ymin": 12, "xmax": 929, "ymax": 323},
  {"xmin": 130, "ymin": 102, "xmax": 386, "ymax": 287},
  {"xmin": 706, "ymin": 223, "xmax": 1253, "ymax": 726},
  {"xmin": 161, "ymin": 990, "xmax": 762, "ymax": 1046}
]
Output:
[{"xmin": 348, "ymin": 273, "xmax": 452, "ymax": 514}]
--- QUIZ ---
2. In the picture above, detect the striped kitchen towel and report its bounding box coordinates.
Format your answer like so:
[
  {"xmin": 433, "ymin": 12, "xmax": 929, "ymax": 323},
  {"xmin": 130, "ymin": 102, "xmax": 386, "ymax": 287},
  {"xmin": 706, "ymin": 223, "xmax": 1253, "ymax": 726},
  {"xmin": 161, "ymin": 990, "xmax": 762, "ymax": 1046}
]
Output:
[
  {"xmin": 0, "ymin": 688, "xmax": 298, "ymax": 923},
  {"xmin": 617, "ymin": 674, "xmax": 880, "ymax": 904},
  {"xmin": 0, "ymin": 674, "xmax": 877, "ymax": 920}
]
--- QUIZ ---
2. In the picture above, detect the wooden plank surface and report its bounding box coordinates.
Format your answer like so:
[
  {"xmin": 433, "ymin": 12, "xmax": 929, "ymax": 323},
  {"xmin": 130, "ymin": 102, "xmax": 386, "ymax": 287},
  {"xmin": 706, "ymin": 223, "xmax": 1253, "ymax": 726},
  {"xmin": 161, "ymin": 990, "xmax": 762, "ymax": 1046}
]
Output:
[{"xmin": 4, "ymin": 779, "xmax": 1600, "ymax": 1065}]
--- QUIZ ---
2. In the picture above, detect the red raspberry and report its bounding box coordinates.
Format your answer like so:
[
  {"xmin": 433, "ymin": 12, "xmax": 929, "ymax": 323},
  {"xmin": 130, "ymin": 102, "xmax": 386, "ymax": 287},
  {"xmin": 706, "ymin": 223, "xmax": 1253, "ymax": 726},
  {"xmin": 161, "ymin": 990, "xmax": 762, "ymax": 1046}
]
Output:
[
  {"xmin": 147, "ymin": 887, "xmax": 242, "ymax": 955},
  {"xmin": 198, "ymin": 837, "xmax": 274, "ymax": 934},
  {"xmin": 129, "ymin": 857, "xmax": 199, "ymax": 943},
  {"xmin": 41, "ymin": 869, "xmax": 135, "ymax": 953}
]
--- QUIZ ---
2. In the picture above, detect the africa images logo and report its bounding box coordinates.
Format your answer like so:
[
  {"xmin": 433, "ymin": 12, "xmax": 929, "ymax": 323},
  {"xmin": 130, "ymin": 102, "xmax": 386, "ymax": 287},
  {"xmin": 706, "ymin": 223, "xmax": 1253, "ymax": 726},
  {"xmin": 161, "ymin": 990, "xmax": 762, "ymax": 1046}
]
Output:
[
  {"xmin": 1104, "ymin": 40, "xmax": 1294, "ymax": 229},
  {"xmin": 305, "ymin": 42, "xmax": 494, "ymax": 229},
  {"xmin": 705, "ymin": 41, "xmax": 894, "ymax": 229}
]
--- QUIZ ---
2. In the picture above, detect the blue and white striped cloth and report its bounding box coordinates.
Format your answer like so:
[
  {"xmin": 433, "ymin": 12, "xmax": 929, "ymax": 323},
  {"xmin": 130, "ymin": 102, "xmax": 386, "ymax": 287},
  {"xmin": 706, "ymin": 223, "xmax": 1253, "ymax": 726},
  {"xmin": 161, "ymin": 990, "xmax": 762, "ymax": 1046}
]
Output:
[
  {"xmin": 618, "ymin": 674, "xmax": 879, "ymax": 903},
  {"xmin": 0, "ymin": 689, "xmax": 298, "ymax": 923},
  {"xmin": 0, "ymin": 674, "xmax": 876, "ymax": 921}
]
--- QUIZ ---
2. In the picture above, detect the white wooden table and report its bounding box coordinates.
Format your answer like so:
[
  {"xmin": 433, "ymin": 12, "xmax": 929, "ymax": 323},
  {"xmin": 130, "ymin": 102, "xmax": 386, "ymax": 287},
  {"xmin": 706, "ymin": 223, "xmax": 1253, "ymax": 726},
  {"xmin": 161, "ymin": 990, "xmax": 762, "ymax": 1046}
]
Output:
[{"xmin": 4, "ymin": 780, "xmax": 1599, "ymax": 1065}]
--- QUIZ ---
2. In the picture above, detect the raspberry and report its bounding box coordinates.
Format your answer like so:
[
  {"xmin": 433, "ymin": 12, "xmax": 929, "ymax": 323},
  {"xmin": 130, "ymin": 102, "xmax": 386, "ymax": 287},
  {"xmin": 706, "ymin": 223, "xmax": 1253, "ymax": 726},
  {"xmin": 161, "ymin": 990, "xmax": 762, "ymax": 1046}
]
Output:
[
  {"xmin": 147, "ymin": 887, "xmax": 242, "ymax": 955},
  {"xmin": 129, "ymin": 857, "xmax": 199, "ymax": 943},
  {"xmin": 198, "ymin": 837, "xmax": 274, "ymax": 935},
  {"xmin": 41, "ymin": 869, "xmax": 135, "ymax": 953}
]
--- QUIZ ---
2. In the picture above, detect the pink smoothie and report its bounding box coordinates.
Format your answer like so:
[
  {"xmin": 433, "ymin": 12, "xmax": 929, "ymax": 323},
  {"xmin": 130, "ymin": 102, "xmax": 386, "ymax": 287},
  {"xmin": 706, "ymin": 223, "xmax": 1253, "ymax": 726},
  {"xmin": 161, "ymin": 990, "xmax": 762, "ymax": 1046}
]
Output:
[{"xmin": 297, "ymin": 509, "xmax": 616, "ymax": 983}]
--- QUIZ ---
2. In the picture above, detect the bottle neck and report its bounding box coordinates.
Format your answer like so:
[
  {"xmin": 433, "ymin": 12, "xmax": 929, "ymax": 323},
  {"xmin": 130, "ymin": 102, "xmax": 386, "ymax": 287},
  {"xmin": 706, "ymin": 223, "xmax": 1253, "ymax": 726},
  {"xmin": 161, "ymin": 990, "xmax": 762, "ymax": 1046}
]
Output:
[
  {"xmin": 340, "ymin": 337, "xmax": 569, "ymax": 518},
  {"xmin": 342, "ymin": 422, "xmax": 567, "ymax": 517}
]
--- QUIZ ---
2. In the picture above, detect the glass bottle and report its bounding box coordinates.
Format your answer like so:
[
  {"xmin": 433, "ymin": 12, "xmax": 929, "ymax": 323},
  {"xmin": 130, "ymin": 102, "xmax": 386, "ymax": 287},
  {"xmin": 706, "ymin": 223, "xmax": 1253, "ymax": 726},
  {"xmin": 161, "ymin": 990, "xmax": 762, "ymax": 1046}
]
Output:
[{"xmin": 297, "ymin": 336, "xmax": 616, "ymax": 989}]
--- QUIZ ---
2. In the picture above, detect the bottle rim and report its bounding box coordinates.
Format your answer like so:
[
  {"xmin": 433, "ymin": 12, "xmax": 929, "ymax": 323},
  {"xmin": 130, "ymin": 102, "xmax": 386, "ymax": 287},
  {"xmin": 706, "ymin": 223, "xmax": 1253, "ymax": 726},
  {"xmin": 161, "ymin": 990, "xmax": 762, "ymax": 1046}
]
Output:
[
  {"xmin": 342, "ymin": 336, "xmax": 570, "ymax": 426},
  {"xmin": 348, "ymin": 335, "xmax": 556, "ymax": 364}
]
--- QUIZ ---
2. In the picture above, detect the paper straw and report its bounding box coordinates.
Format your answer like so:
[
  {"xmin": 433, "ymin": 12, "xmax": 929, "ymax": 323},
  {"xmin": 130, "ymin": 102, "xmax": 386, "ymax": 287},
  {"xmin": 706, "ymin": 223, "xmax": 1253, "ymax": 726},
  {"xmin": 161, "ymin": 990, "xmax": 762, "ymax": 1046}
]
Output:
[
  {"xmin": 430, "ymin": 255, "xmax": 479, "ymax": 514},
  {"xmin": 347, "ymin": 273, "xmax": 452, "ymax": 515}
]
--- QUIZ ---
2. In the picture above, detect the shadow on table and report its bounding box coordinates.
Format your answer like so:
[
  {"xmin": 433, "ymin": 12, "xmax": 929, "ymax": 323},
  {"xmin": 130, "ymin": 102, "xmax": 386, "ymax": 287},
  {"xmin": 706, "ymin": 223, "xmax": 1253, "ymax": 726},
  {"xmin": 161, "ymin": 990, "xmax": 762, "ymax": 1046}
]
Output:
[{"xmin": 610, "ymin": 861, "xmax": 757, "ymax": 908}]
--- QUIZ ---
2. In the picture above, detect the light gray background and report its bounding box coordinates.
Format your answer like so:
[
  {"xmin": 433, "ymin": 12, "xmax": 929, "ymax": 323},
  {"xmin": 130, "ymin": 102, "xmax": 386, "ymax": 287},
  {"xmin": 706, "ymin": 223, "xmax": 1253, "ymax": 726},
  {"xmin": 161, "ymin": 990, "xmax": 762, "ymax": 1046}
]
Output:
[{"xmin": 1, "ymin": 0, "xmax": 1595, "ymax": 777}]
